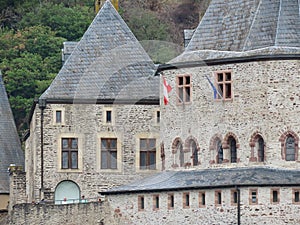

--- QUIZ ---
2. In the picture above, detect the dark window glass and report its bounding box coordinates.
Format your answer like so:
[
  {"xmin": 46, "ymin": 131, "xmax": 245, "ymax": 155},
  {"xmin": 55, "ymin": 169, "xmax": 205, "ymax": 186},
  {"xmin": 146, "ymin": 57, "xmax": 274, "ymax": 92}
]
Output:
[
  {"xmin": 217, "ymin": 192, "xmax": 222, "ymax": 204},
  {"xmin": 140, "ymin": 139, "xmax": 156, "ymax": 170},
  {"xmin": 251, "ymin": 191, "xmax": 257, "ymax": 203},
  {"xmin": 177, "ymin": 75, "xmax": 191, "ymax": 104},
  {"xmin": 179, "ymin": 142, "xmax": 184, "ymax": 167},
  {"xmin": 101, "ymin": 138, "xmax": 118, "ymax": 169},
  {"xmin": 61, "ymin": 138, "xmax": 78, "ymax": 169},
  {"xmin": 106, "ymin": 111, "xmax": 112, "ymax": 123},
  {"xmin": 217, "ymin": 141, "xmax": 223, "ymax": 164},
  {"xmin": 185, "ymin": 193, "xmax": 190, "ymax": 206},
  {"xmin": 286, "ymin": 136, "xmax": 295, "ymax": 161},
  {"xmin": 140, "ymin": 196, "xmax": 144, "ymax": 210},
  {"xmin": 233, "ymin": 191, "xmax": 237, "ymax": 204},
  {"xmin": 56, "ymin": 111, "xmax": 62, "ymax": 123},
  {"xmin": 156, "ymin": 111, "xmax": 160, "ymax": 123},
  {"xmin": 257, "ymin": 137, "xmax": 264, "ymax": 162},
  {"xmin": 229, "ymin": 137, "xmax": 237, "ymax": 163},
  {"xmin": 216, "ymin": 71, "xmax": 232, "ymax": 100},
  {"xmin": 155, "ymin": 196, "xmax": 159, "ymax": 209},
  {"xmin": 191, "ymin": 141, "xmax": 198, "ymax": 166},
  {"xmin": 295, "ymin": 191, "xmax": 300, "ymax": 202},
  {"xmin": 273, "ymin": 190, "xmax": 278, "ymax": 202},
  {"xmin": 201, "ymin": 193, "xmax": 205, "ymax": 205},
  {"xmin": 170, "ymin": 195, "xmax": 174, "ymax": 208}
]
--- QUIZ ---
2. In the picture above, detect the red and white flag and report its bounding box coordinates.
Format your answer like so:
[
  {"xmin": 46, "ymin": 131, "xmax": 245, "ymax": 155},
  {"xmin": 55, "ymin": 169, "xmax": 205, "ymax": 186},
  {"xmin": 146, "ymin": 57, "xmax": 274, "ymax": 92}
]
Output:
[{"xmin": 163, "ymin": 76, "xmax": 172, "ymax": 105}]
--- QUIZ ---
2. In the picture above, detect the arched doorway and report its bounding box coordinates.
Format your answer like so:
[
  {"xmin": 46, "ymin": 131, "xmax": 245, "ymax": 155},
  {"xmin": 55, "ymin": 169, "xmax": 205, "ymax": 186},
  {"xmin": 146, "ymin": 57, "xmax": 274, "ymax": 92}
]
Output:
[{"xmin": 54, "ymin": 180, "xmax": 80, "ymax": 204}]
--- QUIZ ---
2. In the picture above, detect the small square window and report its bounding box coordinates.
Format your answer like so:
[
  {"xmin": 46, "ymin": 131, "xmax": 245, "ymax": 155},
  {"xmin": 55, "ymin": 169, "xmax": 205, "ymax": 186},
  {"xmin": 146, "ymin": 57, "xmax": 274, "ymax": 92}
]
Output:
[
  {"xmin": 293, "ymin": 189, "xmax": 300, "ymax": 204},
  {"xmin": 249, "ymin": 189, "xmax": 258, "ymax": 205},
  {"xmin": 56, "ymin": 110, "xmax": 62, "ymax": 123}
]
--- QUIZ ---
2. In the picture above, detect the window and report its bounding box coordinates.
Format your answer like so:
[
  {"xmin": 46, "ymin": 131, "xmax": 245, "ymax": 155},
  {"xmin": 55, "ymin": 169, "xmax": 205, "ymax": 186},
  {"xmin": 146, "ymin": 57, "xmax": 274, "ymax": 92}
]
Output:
[
  {"xmin": 215, "ymin": 70, "xmax": 232, "ymax": 100},
  {"xmin": 156, "ymin": 111, "xmax": 160, "ymax": 123},
  {"xmin": 168, "ymin": 193, "xmax": 174, "ymax": 209},
  {"xmin": 183, "ymin": 192, "xmax": 190, "ymax": 208},
  {"xmin": 231, "ymin": 190, "xmax": 238, "ymax": 205},
  {"xmin": 153, "ymin": 195, "xmax": 159, "ymax": 210},
  {"xmin": 101, "ymin": 138, "xmax": 117, "ymax": 169},
  {"xmin": 286, "ymin": 136, "xmax": 296, "ymax": 161},
  {"xmin": 189, "ymin": 140, "xmax": 198, "ymax": 166},
  {"xmin": 177, "ymin": 75, "xmax": 191, "ymax": 104},
  {"xmin": 229, "ymin": 137, "xmax": 237, "ymax": 163},
  {"xmin": 217, "ymin": 140, "xmax": 223, "ymax": 164},
  {"xmin": 106, "ymin": 110, "xmax": 112, "ymax": 123},
  {"xmin": 271, "ymin": 189, "xmax": 279, "ymax": 204},
  {"xmin": 215, "ymin": 190, "xmax": 222, "ymax": 206},
  {"xmin": 56, "ymin": 110, "xmax": 62, "ymax": 123},
  {"xmin": 257, "ymin": 137, "xmax": 265, "ymax": 162},
  {"xmin": 249, "ymin": 189, "xmax": 258, "ymax": 205},
  {"xmin": 62, "ymin": 138, "xmax": 78, "ymax": 169},
  {"xmin": 293, "ymin": 189, "xmax": 300, "ymax": 204},
  {"xmin": 178, "ymin": 142, "xmax": 184, "ymax": 167},
  {"xmin": 140, "ymin": 138, "xmax": 156, "ymax": 170},
  {"xmin": 199, "ymin": 192, "xmax": 205, "ymax": 207},
  {"xmin": 138, "ymin": 195, "xmax": 145, "ymax": 211}
]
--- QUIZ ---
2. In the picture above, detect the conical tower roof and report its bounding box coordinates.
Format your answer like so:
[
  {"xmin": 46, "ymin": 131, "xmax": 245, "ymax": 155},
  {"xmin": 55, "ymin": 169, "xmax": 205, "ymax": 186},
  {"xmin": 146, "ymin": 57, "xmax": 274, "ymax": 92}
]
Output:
[
  {"xmin": 172, "ymin": 0, "xmax": 300, "ymax": 62},
  {"xmin": 0, "ymin": 73, "xmax": 24, "ymax": 193},
  {"xmin": 41, "ymin": 0, "xmax": 158, "ymax": 103}
]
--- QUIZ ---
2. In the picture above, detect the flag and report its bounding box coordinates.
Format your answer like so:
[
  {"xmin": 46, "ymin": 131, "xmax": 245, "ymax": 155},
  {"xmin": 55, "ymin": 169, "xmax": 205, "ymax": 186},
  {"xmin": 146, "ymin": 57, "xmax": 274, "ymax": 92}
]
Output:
[
  {"xmin": 205, "ymin": 75, "xmax": 218, "ymax": 99},
  {"xmin": 163, "ymin": 76, "xmax": 172, "ymax": 105}
]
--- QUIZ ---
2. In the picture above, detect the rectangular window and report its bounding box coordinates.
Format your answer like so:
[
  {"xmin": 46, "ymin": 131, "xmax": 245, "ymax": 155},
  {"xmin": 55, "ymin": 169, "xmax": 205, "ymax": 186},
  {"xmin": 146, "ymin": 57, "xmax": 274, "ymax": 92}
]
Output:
[
  {"xmin": 106, "ymin": 110, "xmax": 112, "ymax": 123},
  {"xmin": 156, "ymin": 111, "xmax": 160, "ymax": 123},
  {"xmin": 101, "ymin": 138, "xmax": 117, "ymax": 169},
  {"xmin": 183, "ymin": 192, "xmax": 190, "ymax": 208},
  {"xmin": 215, "ymin": 70, "xmax": 232, "ymax": 100},
  {"xmin": 215, "ymin": 190, "xmax": 222, "ymax": 206},
  {"xmin": 249, "ymin": 189, "xmax": 258, "ymax": 204},
  {"xmin": 168, "ymin": 193, "xmax": 174, "ymax": 210},
  {"xmin": 138, "ymin": 195, "xmax": 145, "ymax": 211},
  {"xmin": 231, "ymin": 190, "xmax": 238, "ymax": 205},
  {"xmin": 140, "ymin": 138, "xmax": 156, "ymax": 170},
  {"xmin": 153, "ymin": 195, "xmax": 159, "ymax": 210},
  {"xmin": 293, "ymin": 189, "xmax": 300, "ymax": 204},
  {"xmin": 176, "ymin": 75, "xmax": 191, "ymax": 104},
  {"xmin": 199, "ymin": 192, "xmax": 205, "ymax": 207},
  {"xmin": 56, "ymin": 110, "xmax": 62, "ymax": 123},
  {"xmin": 62, "ymin": 138, "xmax": 78, "ymax": 169},
  {"xmin": 271, "ymin": 189, "xmax": 280, "ymax": 204}
]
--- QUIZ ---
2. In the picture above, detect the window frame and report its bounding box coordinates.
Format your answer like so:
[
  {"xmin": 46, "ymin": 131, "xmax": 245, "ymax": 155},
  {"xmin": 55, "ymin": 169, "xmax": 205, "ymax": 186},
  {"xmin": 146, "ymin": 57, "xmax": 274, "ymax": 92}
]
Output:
[
  {"xmin": 103, "ymin": 107, "xmax": 114, "ymax": 125},
  {"xmin": 293, "ymin": 188, "xmax": 300, "ymax": 204},
  {"xmin": 199, "ymin": 191, "xmax": 206, "ymax": 208},
  {"xmin": 153, "ymin": 195, "xmax": 160, "ymax": 211},
  {"xmin": 231, "ymin": 189, "xmax": 238, "ymax": 206},
  {"xmin": 183, "ymin": 192, "xmax": 190, "ymax": 209},
  {"xmin": 168, "ymin": 193, "xmax": 175, "ymax": 210},
  {"xmin": 176, "ymin": 74, "xmax": 192, "ymax": 105},
  {"xmin": 215, "ymin": 190, "xmax": 222, "ymax": 206},
  {"xmin": 61, "ymin": 138, "xmax": 79, "ymax": 169},
  {"xmin": 138, "ymin": 195, "xmax": 145, "ymax": 211},
  {"xmin": 249, "ymin": 189, "xmax": 258, "ymax": 205},
  {"xmin": 271, "ymin": 188, "xmax": 280, "ymax": 204},
  {"xmin": 100, "ymin": 138, "xmax": 118, "ymax": 170},
  {"xmin": 214, "ymin": 70, "xmax": 233, "ymax": 101},
  {"xmin": 52, "ymin": 107, "xmax": 65, "ymax": 125}
]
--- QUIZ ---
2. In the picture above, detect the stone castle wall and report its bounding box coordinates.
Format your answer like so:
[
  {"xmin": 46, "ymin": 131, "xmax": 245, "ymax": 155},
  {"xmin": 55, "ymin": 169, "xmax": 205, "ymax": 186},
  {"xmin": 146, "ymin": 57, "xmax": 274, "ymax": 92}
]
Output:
[
  {"xmin": 26, "ymin": 103, "xmax": 160, "ymax": 202},
  {"xmin": 161, "ymin": 59, "xmax": 300, "ymax": 170},
  {"xmin": 108, "ymin": 186, "xmax": 300, "ymax": 225}
]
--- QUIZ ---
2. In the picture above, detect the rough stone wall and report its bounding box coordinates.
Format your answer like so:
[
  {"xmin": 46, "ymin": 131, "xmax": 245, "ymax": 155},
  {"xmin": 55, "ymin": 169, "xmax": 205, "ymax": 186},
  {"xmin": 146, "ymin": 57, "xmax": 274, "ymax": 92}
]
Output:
[
  {"xmin": 8, "ymin": 169, "xmax": 26, "ymax": 211},
  {"xmin": 161, "ymin": 59, "xmax": 300, "ymax": 170},
  {"xmin": 26, "ymin": 103, "xmax": 160, "ymax": 202},
  {"xmin": 108, "ymin": 186, "xmax": 300, "ymax": 225},
  {"xmin": 6, "ymin": 201, "xmax": 116, "ymax": 225}
]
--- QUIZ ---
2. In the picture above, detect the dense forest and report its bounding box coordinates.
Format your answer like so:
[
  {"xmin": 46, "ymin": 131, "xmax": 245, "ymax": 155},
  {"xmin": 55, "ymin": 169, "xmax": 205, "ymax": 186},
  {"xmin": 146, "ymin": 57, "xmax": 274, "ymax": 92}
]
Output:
[{"xmin": 0, "ymin": 0, "xmax": 209, "ymax": 138}]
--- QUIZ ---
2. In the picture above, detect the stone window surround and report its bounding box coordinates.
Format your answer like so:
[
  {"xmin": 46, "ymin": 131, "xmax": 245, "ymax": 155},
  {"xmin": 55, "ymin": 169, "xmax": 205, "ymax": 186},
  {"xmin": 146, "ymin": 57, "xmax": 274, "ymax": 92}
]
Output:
[
  {"xmin": 103, "ymin": 106, "xmax": 114, "ymax": 125},
  {"xmin": 184, "ymin": 136, "xmax": 200, "ymax": 167},
  {"xmin": 152, "ymin": 194, "xmax": 160, "ymax": 211},
  {"xmin": 57, "ymin": 133, "xmax": 83, "ymax": 173},
  {"xmin": 52, "ymin": 106, "xmax": 65, "ymax": 125},
  {"xmin": 138, "ymin": 195, "xmax": 145, "ymax": 211},
  {"xmin": 214, "ymin": 69, "xmax": 233, "ymax": 101},
  {"xmin": 279, "ymin": 130, "xmax": 299, "ymax": 161},
  {"xmin": 270, "ymin": 188, "xmax": 280, "ymax": 204},
  {"xmin": 292, "ymin": 188, "xmax": 300, "ymax": 204},
  {"xmin": 154, "ymin": 108, "xmax": 160, "ymax": 125},
  {"xmin": 249, "ymin": 132, "xmax": 266, "ymax": 162},
  {"xmin": 97, "ymin": 132, "xmax": 122, "ymax": 173},
  {"xmin": 183, "ymin": 192, "xmax": 190, "ymax": 209},
  {"xmin": 171, "ymin": 137, "xmax": 184, "ymax": 168},
  {"xmin": 176, "ymin": 74, "xmax": 192, "ymax": 105},
  {"xmin": 231, "ymin": 189, "xmax": 238, "ymax": 206},
  {"xmin": 168, "ymin": 193, "xmax": 174, "ymax": 210},
  {"xmin": 135, "ymin": 133, "xmax": 160, "ymax": 172},
  {"xmin": 199, "ymin": 191, "xmax": 206, "ymax": 208},
  {"xmin": 215, "ymin": 190, "xmax": 222, "ymax": 206},
  {"xmin": 249, "ymin": 188, "xmax": 258, "ymax": 205}
]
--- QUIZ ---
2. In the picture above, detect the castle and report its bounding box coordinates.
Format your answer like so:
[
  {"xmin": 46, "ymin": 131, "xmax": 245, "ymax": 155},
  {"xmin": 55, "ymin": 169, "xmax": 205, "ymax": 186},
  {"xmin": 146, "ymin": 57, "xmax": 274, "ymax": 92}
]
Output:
[{"xmin": 2, "ymin": 0, "xmax": 300, "ymax": 224}]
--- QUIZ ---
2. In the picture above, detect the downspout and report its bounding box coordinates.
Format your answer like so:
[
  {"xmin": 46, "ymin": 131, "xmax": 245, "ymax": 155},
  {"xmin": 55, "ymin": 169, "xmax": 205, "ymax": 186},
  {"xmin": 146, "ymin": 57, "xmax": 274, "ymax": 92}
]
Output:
[
  {"xmin": 38, "ymin": 99, "xmax": 47, "ymax": 199},
  {"xmin": 236, "ymin": 185, "xmax": 241, "ymax": 225}
]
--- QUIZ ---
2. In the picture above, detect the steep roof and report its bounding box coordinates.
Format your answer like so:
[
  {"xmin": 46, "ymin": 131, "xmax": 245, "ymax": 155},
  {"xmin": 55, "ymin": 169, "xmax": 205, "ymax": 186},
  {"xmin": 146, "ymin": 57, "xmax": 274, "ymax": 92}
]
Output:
[
  {"xmin": 103, "ymin": 167, "xmax": 300, "ymax": 194},
  {"xmin": 40, "ymin": 0, "xmax": 158, "ymax": 103},
  {"xmin": 172, "ymin": 0, "xmax": 300, "ymax": 62},
  {"xmin": 0, "ymin": 73, "xmax": 24, "ymax": 194}
]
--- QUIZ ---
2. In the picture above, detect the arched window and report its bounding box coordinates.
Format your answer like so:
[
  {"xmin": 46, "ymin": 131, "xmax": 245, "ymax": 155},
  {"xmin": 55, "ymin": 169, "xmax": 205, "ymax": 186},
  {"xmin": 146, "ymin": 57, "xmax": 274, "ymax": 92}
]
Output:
[
  {"xmin": 217, "ymin": 140, "xmax": 223, "ymax": 164},
  {"xmin": 55, "ymin": 180, "xmax": 80, "ymax": 204},
  {"xmin": 229, "ymin": 137, "xmax": 237, "ymax": 163},
  {"xmin": 178, "ymin": 142, "xmax": 184, "ymax": 167},
  {"xmin": 191, "ymin": 140, "xmax": 198, "ymax": 166},
  {"xmin": 286, "ymin": 136, "xmax": 296, "ymax": 161},
  {"xmin": 257, "ymin": 137, "xmax": 265, "ymax": 162}
]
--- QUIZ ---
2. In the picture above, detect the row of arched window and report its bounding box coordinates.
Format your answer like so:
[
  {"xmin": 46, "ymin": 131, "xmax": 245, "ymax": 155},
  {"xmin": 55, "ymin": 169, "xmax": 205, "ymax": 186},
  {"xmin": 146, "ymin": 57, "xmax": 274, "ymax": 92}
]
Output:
[{"xmin": 171, "ymin": 131, "xmax": 299, "ymax": 167}]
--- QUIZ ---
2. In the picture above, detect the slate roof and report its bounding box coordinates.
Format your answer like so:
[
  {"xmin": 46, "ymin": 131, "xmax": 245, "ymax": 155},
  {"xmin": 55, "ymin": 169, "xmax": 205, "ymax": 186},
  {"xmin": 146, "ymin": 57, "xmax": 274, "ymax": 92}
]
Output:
[
  {"xmin": 171, "ymin": 0, "xmax": 300, "ymax": 62},
  {"xmin": 40, "ymin": 0, "xmax": 158, "ymax": 102},
  {"xmin": 103, "ymin": 167, "xmax": 300, "ymax": 194},
  {"xmin": 0, "ymin": 73, "xmax": 24, "ymax": 194}
]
